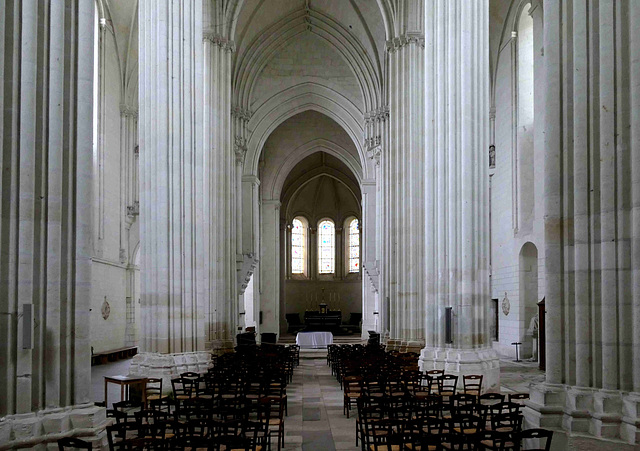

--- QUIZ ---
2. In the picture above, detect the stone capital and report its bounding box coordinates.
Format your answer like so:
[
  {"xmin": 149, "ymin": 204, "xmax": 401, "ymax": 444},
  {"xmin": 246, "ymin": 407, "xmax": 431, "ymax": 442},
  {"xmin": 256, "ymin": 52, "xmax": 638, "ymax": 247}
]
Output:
[
  {"xmin": 120, "ymin": 103, "xmax": 138, "ymax": 118},
  {"xmin": 203, "ymin": 31, "xmax": 236, "ymax": 53},
  {"xmin": 386, "ymin": 33, "xmax": 425, "ymax": 53}
]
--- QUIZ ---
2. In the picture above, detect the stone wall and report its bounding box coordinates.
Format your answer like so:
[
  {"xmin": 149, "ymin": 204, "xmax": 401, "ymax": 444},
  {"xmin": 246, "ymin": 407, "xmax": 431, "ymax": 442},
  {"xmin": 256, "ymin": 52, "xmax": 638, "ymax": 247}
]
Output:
[{"xmin": 489, "ymin": 0, "xmax": 546, "ymax": 360}]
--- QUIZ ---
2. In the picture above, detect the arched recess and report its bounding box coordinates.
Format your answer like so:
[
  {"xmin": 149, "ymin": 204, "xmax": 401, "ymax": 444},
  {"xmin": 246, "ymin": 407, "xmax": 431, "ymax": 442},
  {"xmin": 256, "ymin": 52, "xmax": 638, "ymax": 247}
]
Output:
[
  {"xmin": 267, "ymin": 138, "xmax": 362, "ymax": 201},
  {"xmin": 519, "ymin": 242, "xmax": 539, "ymax": 359},
  {"xmin": 280, "ymin": 160, "xmax": 363, "ymax": 336},
  {"xmin": 244, "ymin": 84, "xmax": 369, "ymax": 179},
  {"xmin": 282, "ymin": 170, "xmax": 362, "ymax": 218}
]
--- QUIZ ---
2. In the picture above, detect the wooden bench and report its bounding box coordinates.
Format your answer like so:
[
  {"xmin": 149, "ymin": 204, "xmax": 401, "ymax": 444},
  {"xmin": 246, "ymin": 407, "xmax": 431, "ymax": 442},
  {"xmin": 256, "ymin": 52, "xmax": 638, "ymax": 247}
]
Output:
[{"xmin": 91, "ymin": 346, "xmax": 138, "ymax": 366}]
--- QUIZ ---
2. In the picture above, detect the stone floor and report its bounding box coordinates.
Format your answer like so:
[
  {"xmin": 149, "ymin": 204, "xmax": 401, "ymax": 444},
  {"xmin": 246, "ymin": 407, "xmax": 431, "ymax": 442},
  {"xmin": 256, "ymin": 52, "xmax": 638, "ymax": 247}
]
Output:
[{"xmin": 91, "ymin": 353, "xmax": 544, "ymax": 450}]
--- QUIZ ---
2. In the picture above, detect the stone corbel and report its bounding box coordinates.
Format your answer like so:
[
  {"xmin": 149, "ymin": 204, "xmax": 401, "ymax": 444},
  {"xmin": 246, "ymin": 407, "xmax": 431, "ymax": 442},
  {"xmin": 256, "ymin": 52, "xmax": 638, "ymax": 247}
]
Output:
[
  {"xmin": 234, "ymin": 136, "xmax": 247, "ymax": 165},
  {"xmin": 368, "ymin": 144, "xmax": 382, "ymax": 166},
  {"xmin": 237, "ymin": 253, "xmax": 259, "ymax": 295}
]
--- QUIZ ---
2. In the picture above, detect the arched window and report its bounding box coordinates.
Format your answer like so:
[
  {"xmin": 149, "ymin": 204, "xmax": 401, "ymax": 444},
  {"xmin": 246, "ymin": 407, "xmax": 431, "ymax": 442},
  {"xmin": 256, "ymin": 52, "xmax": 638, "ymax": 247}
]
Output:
[
  {"xmin": 318, "ymin": 219, "xmax": 335, "ymax": 274},
  {"xmin": 348, "ymin": 218, "xmax": 360, "ymax": 273},
  {"xmin": 516, "ymin": 3, "xmax": 535, "ymax": 228},
  {"xmin": 291, "ymin": 217, "xmax": 307, "ymax": 275}
]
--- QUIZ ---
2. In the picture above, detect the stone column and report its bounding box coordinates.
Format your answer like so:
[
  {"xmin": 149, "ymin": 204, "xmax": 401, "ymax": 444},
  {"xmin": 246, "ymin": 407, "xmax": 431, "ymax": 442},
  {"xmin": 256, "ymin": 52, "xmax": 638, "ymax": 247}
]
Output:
[
  {"xmin": 420, "ymin": 0, "xmax": 500, "ymax": 390},
  {"xmin": 361, "ymin": 180, "xmax": 379, "ymax": 338},
  {"xmin": 0, "ymin": 0, "xmax": 108, "ymax": 447},
  {"xmin": 525, "ymin": 1, "xmax": 640, "ymax": 447},
  {"xmin": 138, "ymin": 0, "xmax": 206, "ymax": 353},
  {"xmin": 260, "ymin": 200, "xmax": 281, "ymax": 338},
  {"xmin": 383, "ymin": 2, "xmax": 426, "ymax": 352},
  {"xmin": 201, "ymin": 4, "xmax": 237, "ymax": 351}
]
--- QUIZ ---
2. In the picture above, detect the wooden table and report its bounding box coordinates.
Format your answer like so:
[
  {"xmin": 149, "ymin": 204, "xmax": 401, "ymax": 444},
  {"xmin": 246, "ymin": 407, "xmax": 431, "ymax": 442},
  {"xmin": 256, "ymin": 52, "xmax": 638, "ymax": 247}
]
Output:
[{"xmin": 104, "ymin": 375, "xmax": 147, "ymax": 407}]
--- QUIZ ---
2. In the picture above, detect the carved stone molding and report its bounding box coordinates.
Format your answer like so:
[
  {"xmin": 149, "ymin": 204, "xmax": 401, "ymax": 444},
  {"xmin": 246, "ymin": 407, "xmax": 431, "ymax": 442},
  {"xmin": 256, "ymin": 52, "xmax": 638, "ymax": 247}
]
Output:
[
  {"xmin": 362, "ymin": 261, "xmax": 379, "ymax": 294},
  {"xmin": 203, "ymin": 32, "xmax": 236, "ymax": 53},
  {"xmin": 120, "ymin": 104, "xmax": 139, "ymax": 118},
  {"xmin": 238, "ymin": 253, "xmax": 259, "ymax": 295},
  {"xmin": 368, "ymin": 145, "xmax": 382, "ymax": 166},
  {"xmin": 364, "ymin": 106, "xmax": 389, "ymax": 124},
  {"xmin": 234, "ymin": 136, "xmax": 247, "ymax": 165},
  {"xmin": 386, "ymin": 34, "xmax": 425, "ymax": 53},
  {"xmin": 231, "ymin": 105, "xmax": 253, "ymax": 122}
]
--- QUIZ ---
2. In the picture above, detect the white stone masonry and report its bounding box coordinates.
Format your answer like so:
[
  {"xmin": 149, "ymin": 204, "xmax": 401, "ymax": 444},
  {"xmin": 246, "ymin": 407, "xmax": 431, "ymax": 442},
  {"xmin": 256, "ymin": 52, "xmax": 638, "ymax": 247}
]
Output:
[
  {"xmin": 0, "ymin": 0, "xmax": 108, "ymax": 448},
  {"xmin": 420, "ymin": 0, "xmax": 500, "ymax": 391},
  {"xmin": 524, "ymin": 1, "xmax": 640, "ymax": 447},
  {"xmin": 139, "ymin": 0, "xmax": 207, "ymax": 353}
]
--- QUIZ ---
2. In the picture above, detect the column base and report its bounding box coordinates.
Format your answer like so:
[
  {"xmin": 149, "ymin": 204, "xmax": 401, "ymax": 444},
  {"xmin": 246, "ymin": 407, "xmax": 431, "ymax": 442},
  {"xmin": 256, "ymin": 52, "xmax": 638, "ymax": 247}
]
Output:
[
  {"xmin": 0, "ymin": 404, "xmax": 109, "ymax": 450},
  {"xmin": 129, "ymin": 351, "xmax": 212, "ymax": 394},
  {"xmin": 525, "ymin": 383, "xmax": 640, "ymax": 447},
  {"xmin": 418, "ymin": 346, "xmax": 501, "ymax": 392}
]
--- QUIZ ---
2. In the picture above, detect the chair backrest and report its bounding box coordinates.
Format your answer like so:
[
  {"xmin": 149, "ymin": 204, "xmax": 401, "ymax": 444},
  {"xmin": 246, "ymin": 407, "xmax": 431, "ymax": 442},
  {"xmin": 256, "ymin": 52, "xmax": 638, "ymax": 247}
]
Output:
[
  {"xmin": 181, "ymin": 371, "xmax": 200, "ymax": 380},
  {"xmin": 106, "ymin": 423, "xmax": 131, "ymax": 450},
  {"xmin": 145, "ymin": 377, "xmax": 162, "ymax": 397},
  {"xmin": 134, "ymin": 409, "xmax": 168, "ymax": 439},
  {"xmin": 479, "ymin": 392, "xmax": 505, "ymax": 405},
  {"xmin": 58, "ymin": 437, "xmax": 92, "ymax": 451},
  {"xmin": 515, "ymin": 428, "xmax": 553, "ymax": 451},
  {"xmin": 489, "ymin": 401, "xmax": 522, "ymax": 416},
  {"xmin": 463, "ymin": 374, "xmax": 483, "ymax": 393},
  {"xmin": 509, "ymin": 392, "xmax": 530, "ymax": 404},
  {"xmin": 452, "ymin": 393, "xmax": 477, "ymax": 407},
  {"xmin": 491, "ymin": 412, "xmax": 523, "ymax": 433}
]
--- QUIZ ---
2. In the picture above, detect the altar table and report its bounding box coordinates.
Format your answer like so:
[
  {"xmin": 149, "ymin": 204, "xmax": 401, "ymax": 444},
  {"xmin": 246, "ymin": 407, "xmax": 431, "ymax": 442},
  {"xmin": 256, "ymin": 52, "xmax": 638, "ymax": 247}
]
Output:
[{"xmin": 296, "ymin": 331, "xmax": 334, "ymax": 349}]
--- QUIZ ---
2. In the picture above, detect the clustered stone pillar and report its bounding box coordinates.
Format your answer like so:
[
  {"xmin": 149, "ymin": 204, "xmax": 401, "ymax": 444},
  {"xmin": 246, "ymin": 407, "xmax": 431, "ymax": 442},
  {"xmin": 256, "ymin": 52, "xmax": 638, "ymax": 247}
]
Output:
[
  {"xmin": 382, "ymin": 2, "xmax": 426, "ymax": 353},
  {"xmin": 525, "ymin": 1, "xmax": 640, "ymax": 447},
  {"xmin": 138, "ymin": 0, "xmax": 207, "ymax": 354},
  {"xmin": 202, "ymin": 1, "xmax": 238, "ymax": 350},
  {"xmin": 420, "ymin": 0, "xmax": 500, "ymax": 390},
  {"xmin": 0, "ymin": 0, "xmax": 108, "ymax": 447}
]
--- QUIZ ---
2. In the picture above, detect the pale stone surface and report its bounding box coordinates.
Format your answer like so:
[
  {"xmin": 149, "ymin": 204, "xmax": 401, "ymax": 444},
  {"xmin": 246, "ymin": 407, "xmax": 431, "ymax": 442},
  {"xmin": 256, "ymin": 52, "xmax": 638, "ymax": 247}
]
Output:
[
  {"xmin": 421, "ymin": 0, "xmax": 499, "ymax": 390},
  {"xmin": 129, "ymin": 351, "xmax": 212, "ymax": 395}
]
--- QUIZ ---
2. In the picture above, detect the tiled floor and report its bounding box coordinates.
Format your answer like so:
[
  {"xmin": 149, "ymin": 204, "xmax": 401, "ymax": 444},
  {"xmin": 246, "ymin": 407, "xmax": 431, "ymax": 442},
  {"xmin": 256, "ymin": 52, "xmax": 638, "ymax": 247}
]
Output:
[{"xmin": 91, "ymin": 353, "xmax": 544, "ymax": 450}]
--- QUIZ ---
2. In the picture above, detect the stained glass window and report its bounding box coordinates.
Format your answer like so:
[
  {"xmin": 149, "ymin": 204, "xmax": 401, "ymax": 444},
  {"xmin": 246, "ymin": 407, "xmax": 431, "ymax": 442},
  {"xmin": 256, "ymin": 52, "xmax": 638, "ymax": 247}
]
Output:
[
  {"xmin": 291, "ymin": 218, "xmax": 306, "ymax": 274},
  {"xmin": 348, "ymin": 218, "xmax": 360, "ymax": 273},
  {"xmin": 318, "ymin": 220, "xmax": 335, "ymax": 274}
]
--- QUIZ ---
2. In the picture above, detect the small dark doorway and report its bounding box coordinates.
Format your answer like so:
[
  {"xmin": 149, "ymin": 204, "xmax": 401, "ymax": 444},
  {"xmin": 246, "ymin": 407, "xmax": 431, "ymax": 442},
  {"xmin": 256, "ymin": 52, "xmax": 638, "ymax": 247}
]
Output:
[{"xmin": 491, "ymin": 299, "xmax": 499, "ymax": 341}]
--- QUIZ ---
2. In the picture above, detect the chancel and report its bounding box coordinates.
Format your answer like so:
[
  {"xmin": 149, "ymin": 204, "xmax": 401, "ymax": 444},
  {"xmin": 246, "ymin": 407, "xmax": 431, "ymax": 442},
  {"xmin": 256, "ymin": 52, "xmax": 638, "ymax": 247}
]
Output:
[{"xmin": 0, "ymin": 1, "xmax": 639, "ymax": 450}]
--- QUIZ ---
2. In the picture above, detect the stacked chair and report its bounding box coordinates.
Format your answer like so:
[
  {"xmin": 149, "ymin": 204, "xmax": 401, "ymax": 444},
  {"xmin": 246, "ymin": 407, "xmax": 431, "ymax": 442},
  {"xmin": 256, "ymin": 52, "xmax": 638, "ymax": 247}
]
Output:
[
  {"xmin": 103, "ymin": 342, "xmax": 299, "ymax": 450},
  {"xmin": 330, "ymin": 343, "xmax": 554, "ymax": 451}
]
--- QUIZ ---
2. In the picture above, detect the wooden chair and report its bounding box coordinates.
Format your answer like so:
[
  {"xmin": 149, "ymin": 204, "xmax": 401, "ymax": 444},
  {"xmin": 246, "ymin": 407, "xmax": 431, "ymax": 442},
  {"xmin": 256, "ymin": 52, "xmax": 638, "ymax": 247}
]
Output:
[
  {"xmin": 463, "ymin": 375, "xmax": 483, "ymax": 397},
  {"xmin": 171, "ymin": 377, "xmax": 192, "ymax": 409},
  {"xmin": 58, "ymin": 437, "xmax": 92, "ymax": 450},
  {"xmin": 144, "ymin": 378, "xmax": 165, "ymax": 408},
  {"xmin": 343, "ymin": 375, "xmax": 363, "ymax": 418},
  {"xmin": 425, "ymin": 370, "xmax": 444, "ymax": 395},
  {"xmin": 261, "ymin": 396, "xmax": 286, "ymax": 451}
]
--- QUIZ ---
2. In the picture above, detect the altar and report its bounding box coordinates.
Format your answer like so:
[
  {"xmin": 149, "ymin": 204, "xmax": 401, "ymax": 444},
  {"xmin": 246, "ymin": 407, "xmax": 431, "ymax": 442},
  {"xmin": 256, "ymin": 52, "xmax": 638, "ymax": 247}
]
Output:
[
  {"xmin": 303, "ymin": 309, "xmax": 341, "ymax": 331},
  {"xmin": 296, "ymin": 331, "xmax": 334, "ymax": 349}
]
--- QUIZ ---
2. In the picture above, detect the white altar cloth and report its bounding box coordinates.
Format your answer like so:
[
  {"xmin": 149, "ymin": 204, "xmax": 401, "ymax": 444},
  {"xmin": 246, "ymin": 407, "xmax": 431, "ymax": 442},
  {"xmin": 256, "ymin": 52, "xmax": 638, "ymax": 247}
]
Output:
[{"xmin": 296, "ymin": 331, "xmax": 333, "ymax": 349}]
